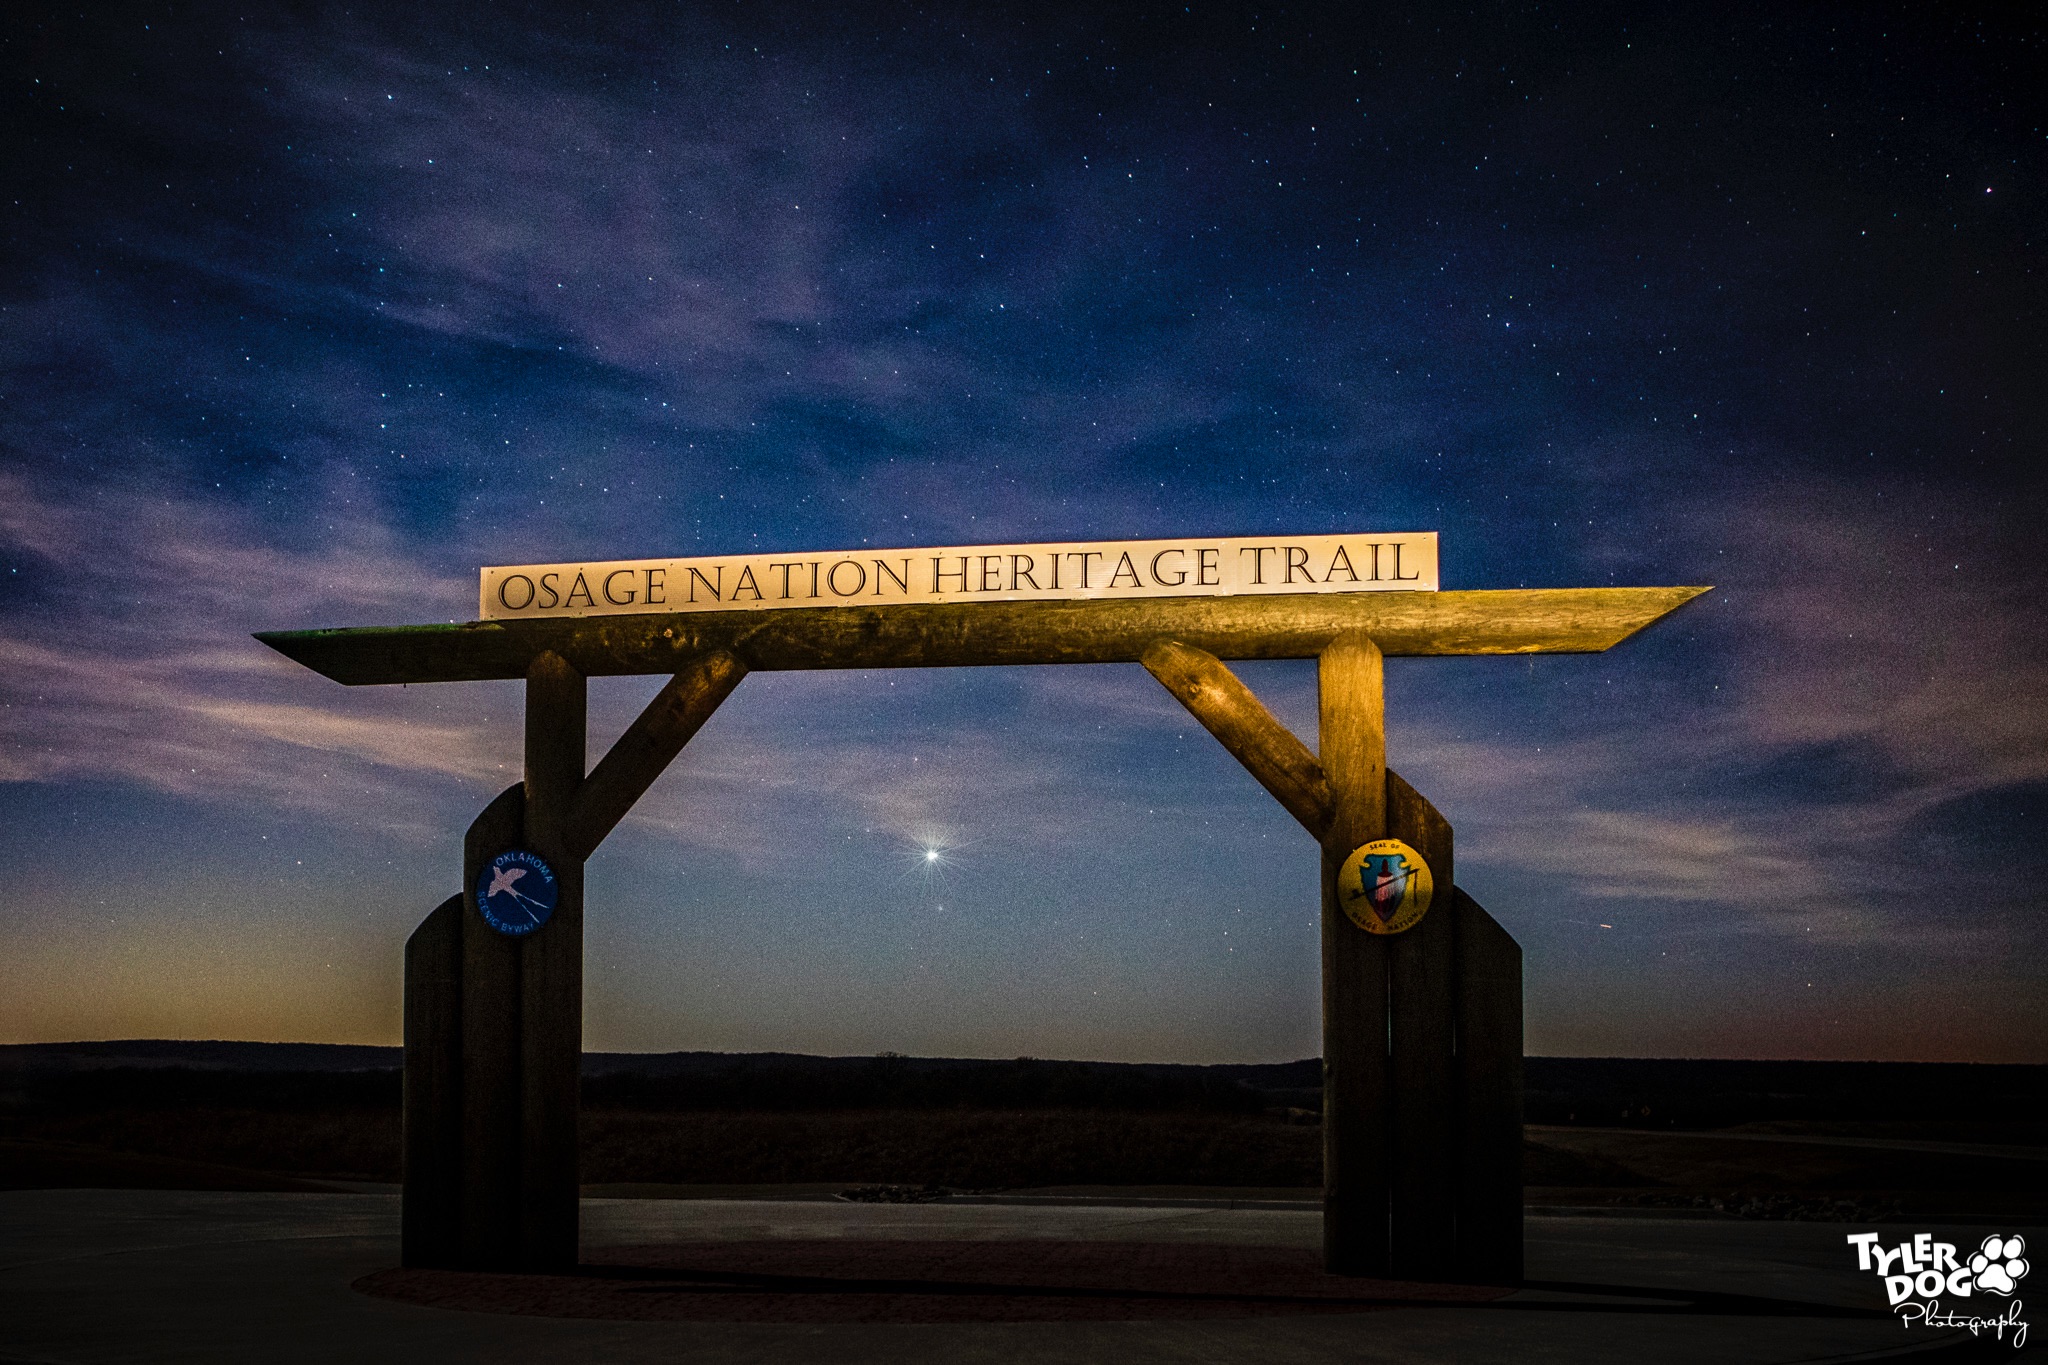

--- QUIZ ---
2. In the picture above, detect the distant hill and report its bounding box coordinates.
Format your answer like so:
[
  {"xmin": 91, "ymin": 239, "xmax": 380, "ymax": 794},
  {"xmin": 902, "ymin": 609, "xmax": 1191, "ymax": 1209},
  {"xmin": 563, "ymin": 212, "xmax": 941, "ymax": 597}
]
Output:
[
  {"xmin": 0, "ymin": 1040, "xmax": 402, "ymax": 1073},
  {"xmin": 2, "ymin": 1042, "xmax": 2040, "ymax": 1128}
]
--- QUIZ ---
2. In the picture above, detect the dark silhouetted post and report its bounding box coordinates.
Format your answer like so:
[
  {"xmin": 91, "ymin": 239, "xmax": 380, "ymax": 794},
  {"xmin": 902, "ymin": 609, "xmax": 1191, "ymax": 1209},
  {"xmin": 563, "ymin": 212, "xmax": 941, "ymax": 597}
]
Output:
[
  {"xmin": 458, "ymin": 781, "xmax": 527, "ymax": 1267},
  {"xmin": 401, "ymin": 894, "xmax": 463, "ymax": 1267},
  {"xmin": 1387, "ymin": 771, "xmax": 1458, "ymax": 1278},
  {"xmin": 1454, "ymin": 889, "xmax": 1525, "ymax": 1282}
]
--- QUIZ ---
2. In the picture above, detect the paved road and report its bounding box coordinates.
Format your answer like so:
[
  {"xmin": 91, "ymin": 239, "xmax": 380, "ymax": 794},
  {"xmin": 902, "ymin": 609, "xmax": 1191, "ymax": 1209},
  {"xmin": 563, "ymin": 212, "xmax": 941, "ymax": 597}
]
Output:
[{"xmin": 0, "ymin": 1190, "xmax": 2033, "ymax": 1363}]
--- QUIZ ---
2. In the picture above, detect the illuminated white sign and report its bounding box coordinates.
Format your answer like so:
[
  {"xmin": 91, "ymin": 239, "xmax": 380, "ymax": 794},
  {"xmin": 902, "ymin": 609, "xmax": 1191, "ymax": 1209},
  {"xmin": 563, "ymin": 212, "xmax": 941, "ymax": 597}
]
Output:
[{"xmin": 480, "ymin": 532, "xmax": 1437, "ymax": 620}]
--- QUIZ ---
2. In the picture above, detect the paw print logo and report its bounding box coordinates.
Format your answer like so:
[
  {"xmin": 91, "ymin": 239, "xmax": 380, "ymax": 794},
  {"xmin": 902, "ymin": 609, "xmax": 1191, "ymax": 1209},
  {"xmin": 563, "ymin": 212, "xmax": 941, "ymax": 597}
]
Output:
[{"xmin": 1970, "ymin": 1235, "xmax": 2028, "ymax": 1295}]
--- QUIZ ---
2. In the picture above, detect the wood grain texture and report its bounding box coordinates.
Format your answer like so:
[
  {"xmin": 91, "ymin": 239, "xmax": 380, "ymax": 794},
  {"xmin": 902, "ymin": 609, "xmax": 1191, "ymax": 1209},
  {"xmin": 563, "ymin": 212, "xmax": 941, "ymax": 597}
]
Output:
[
  {"xmin": 1318, "ymin": 633, "xmax": 1386, "ymax": 854},
  {"xmin": 458, "ymin": 782, "xmax": 525, "ymax": 1268},
  {"xmin": 1141, "ymin": 639, "xmax": 1331, "ymax": 837},
  {"xmin": 257, "ymin": 586, "xmax": 1710, "ymax": 685},
  {"xmin": 522, "ymin": 652, "xmax": 585, "ymax": 859},
  {"xmin": 1385, "ymin": 772, "xmax": 1457, "ymax": 1279},
  {"xmin": 519, "ymin": 653, "xmax": 585, "ymax": 1270},
  {"xmin": 563, "ymin": 651, "xmax": 747, "ymax": 860},
  {"xmin": 400, "ymin": 894, "xmax": 463, "ymax": 1268},
  {"xmin": 1319, "ymin": 631, "xmax": 1390, "ymax": 1276},
  {"xmin": 1454, "ymin": 888, "xmax": 1525, "ymax": 1284}
]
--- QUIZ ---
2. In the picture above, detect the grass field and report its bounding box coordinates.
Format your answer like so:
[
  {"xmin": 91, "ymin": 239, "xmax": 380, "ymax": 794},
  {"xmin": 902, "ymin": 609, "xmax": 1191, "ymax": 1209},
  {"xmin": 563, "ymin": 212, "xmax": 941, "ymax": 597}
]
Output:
[
  {"xmin": 2, "ymin": 1047, "xmax": 2041, "ymax": 1221},
  {"xmin": 5, "ymin": 1104, "xmax": 2041, "ymax": 1221}
]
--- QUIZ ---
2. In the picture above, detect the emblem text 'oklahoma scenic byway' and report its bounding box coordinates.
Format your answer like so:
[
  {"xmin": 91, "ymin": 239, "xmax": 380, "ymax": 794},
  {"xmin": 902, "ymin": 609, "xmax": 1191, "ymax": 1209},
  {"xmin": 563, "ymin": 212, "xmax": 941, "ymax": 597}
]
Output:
[
  {"xmin": 474, "ymin": 849, "xmax": 559, "ymax": 936},
  {"xmin": 480, "ymin": 532, "xmax": 1438, "ymax": 620}
]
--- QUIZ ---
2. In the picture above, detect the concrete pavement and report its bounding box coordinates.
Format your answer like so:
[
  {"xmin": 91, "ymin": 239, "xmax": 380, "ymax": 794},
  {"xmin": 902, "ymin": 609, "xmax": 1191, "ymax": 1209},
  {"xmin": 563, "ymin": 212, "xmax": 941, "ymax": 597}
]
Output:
[{"xmin": 0, "ymin": 1189, "xmax": 2033, "ymax": 1363}]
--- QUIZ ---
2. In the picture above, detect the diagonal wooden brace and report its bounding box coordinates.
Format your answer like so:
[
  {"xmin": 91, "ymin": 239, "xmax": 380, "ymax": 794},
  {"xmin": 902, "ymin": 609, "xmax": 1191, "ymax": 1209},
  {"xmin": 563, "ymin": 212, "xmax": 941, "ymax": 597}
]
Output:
[
  {"xmin": 561, "ymin": 649, "xmax": 748, "ymax": 860},
  {"xmin": 1142, "ymin": 638, "xmax": 1334, "ymax": 839}
]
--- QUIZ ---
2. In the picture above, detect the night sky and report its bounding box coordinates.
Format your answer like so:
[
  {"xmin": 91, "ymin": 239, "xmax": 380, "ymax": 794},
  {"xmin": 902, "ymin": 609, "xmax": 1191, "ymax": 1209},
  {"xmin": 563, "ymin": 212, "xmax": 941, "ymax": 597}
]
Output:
[{"xmin": 2, "ymin": 3, "xmax": 2042, "ymax": 1064}]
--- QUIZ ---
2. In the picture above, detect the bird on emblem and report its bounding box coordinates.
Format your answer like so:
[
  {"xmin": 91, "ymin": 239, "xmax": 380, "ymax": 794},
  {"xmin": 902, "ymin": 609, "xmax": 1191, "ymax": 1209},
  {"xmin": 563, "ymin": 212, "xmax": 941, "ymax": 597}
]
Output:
[{"xmin": 485, "ymin": 863, "xmax": 550, "ymax": 917}]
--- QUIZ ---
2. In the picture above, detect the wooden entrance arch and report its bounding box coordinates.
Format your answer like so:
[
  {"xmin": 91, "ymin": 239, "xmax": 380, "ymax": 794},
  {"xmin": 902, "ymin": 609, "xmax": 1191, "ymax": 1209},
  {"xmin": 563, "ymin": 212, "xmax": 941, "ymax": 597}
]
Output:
[{"xmin": 260, "ymin": 583, "xmax": 1705, "ymax": 1281}]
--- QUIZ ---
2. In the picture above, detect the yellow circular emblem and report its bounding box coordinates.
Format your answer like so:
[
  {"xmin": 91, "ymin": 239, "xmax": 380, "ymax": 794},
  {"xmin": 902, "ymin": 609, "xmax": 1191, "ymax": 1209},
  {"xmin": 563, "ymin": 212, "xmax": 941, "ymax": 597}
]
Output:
[{"xmin": 1338, "ymin": 839, "xmax": 1434, "ymax": 934}]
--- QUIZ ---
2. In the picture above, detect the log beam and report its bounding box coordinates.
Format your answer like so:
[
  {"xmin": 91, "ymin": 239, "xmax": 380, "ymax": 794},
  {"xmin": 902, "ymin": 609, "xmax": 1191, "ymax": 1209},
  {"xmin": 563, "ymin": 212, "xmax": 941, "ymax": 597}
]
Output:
[{"xmin": 257, "ymin": 586, "xmax": 1709, "ymax": 686}]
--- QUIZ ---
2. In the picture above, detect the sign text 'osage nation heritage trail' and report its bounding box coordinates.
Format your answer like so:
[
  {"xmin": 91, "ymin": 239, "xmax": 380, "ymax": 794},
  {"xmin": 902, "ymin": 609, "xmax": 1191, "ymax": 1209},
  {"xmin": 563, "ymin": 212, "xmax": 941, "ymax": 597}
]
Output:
[{"xmin": 482, "ymin": 531, "xmax": 1439, "ymax": 620}]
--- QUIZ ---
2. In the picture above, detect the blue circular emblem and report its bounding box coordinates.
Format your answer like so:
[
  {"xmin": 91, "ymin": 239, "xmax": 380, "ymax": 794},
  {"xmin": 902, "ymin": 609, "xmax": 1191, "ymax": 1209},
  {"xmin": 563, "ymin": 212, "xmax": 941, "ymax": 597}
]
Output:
[{"xmin": 474, "ymin": 849, "xmax": 558, "ymax": 936}]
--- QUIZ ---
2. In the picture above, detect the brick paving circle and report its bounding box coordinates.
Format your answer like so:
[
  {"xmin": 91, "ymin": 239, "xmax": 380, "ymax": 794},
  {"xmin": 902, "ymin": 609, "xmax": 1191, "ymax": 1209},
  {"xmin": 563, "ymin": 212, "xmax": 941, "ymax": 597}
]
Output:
[{"xmin": 355, "ymin": 1240, "xmax": 1514, "ymax": 1323}]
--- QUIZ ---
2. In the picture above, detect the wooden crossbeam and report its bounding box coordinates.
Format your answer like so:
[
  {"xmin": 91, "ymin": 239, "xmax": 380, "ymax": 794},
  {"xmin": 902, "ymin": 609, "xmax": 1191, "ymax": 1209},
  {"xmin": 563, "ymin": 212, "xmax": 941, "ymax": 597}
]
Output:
[
  {"xmin": 256, "ymin": 586, "xmax": 1709, "ymax": 685},
  {"xmin": 563, "ymin": 650, "xmax": 748, "ymax": 859}
]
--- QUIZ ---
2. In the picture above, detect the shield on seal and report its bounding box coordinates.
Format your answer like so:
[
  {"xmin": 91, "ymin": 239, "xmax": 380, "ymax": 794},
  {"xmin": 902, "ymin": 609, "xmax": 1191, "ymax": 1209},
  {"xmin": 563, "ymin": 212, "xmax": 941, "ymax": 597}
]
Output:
[{"xmin": 1358, "ymin": 851, "xmax": 1410, "ymax": 923}]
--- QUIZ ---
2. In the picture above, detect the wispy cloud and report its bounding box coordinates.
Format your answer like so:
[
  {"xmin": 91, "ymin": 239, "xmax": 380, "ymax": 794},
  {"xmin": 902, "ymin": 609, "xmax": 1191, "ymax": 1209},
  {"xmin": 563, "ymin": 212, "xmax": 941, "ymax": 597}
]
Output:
[
  {"xmin": 1385, "ymin": 476, "xmax": 2048, "ymax": 951},
  {"xmin": 0, "ymin": 469, "xmax": 511, "ymax": 834}
]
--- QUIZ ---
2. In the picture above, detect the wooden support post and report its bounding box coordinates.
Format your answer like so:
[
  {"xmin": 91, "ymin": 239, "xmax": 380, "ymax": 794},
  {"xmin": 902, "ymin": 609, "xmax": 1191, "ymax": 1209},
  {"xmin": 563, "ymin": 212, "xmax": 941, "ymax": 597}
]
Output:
[
  {"xmin": 1454, "ymin": 888, "xmax": 1525, "ymax": 1283},
  {"xmin": 401, "ymin": 894, "xmax": 463, "ymax": 1267},
  {"xmin": 519, "ymin": 650, "xmax": 585, "ymax": 1269},
  {"xmin": 403, "ymin": 652, "xmax": 746, "ymax": 1271},
  {"xmin": 1319, "ymin": 630, "xmax": 1389, "ymax": 1276},
  {"xmin": 1386, "ymin": 771, "xmax": 1458, "ymax": 1279},
  {"xmin": 1143, "ymin": 635, "xmax": 1521, "ymax": 1281},
  {"xmin": 458, "ymin": 781, "xmax": 526, "ymax": 1267}
]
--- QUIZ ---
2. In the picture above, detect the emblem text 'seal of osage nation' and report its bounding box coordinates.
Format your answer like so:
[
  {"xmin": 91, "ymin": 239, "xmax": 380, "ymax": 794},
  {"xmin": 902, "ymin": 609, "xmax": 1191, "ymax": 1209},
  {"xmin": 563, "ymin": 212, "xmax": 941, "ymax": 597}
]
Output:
[
  {"xmin": 474, "ymin": 849, "xmax": 559, "ymax": 936},
  {"xmin": 1339, "ymin": 838, "xmax": 1435, "ymax": 934}
]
